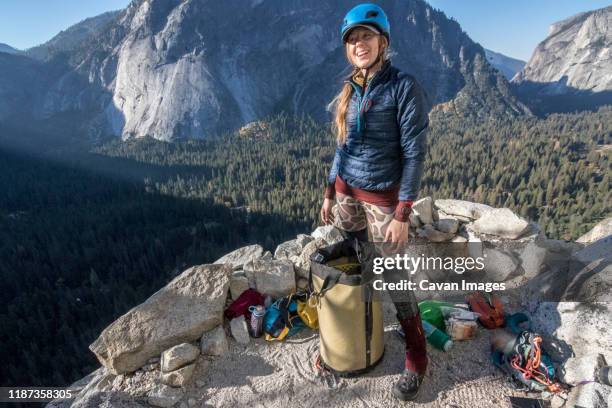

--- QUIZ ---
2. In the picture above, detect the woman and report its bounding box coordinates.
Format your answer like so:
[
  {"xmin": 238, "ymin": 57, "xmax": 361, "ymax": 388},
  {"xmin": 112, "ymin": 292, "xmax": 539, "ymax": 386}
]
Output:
[{"xmin": 319, "ymin": 3, "xmax": 430, "ymax": 402}]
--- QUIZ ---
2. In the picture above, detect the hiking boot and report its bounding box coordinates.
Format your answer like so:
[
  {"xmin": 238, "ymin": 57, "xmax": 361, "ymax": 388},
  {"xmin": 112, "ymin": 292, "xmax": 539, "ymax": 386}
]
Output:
[{"xmin": 392, "ymin": 369, "xmax": 424, "ymax": 401}]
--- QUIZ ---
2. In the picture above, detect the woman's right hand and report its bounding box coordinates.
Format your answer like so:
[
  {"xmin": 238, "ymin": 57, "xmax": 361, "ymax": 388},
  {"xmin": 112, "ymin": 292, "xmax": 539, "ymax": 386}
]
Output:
[{"xmin": 320, "ymin": 198, "xmax": 335, "ymax": 225}]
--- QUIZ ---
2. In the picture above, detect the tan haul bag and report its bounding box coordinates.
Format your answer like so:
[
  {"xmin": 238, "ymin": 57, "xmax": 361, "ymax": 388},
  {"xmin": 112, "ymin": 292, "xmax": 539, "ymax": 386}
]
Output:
[{"xmin": 309, "ymin": 239, "xmax": 384, "ymax": 376}]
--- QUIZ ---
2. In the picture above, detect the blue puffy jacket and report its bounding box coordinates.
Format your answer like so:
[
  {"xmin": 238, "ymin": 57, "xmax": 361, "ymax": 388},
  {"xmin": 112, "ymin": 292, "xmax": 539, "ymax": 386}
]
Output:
[{"xmin": 327, "ymin": 60, "xmax": 429, "ymax": 202}]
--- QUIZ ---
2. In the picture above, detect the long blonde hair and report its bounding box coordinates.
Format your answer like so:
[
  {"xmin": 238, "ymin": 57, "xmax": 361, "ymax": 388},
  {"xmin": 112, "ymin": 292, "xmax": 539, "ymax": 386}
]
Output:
[{"xmin": 330, "ymin": 35, "xmax": 389, "ymax": 144}]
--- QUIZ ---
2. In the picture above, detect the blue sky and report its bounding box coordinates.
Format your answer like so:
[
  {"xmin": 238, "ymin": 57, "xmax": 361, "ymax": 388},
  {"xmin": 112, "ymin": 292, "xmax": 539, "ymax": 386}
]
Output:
[{"xmin": 1, "ymin": 0, "xmax": 610, "ymax": 60}]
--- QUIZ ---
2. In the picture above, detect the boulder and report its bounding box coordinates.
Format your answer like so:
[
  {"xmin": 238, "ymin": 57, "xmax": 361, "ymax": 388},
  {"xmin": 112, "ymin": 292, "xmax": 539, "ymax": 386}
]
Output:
[
  {"xmin": 463, "ymin": 226, "xmax": 484, "ymax": 259},
  {"xmin": 311, "ymin": 225, "xmax": 344, "ymax": 245},
  {"xmin": 574, "ymin": 235, "xmax": 612, "ymax": 264},
  {"xmin": 274, "ymin": 238, "xmax": 304, "ymax": 260},
  {"xmin": 435, "ymin": 215, "xmax": 459, "ymax": 234},
  {"xmin": 434, "ymin": 199, "xmax": 494, "ymax": 221},
  {"xmin": 200, "ymin": 326, "xmax": 228, "ymax": 357},
  {"xmin": 512, "ymin": 240, "xmax": 579, "ymax": 303},
  {"xmin": 520, "ymin": 240, "xmax": 578, "ymax": 280},
  {"xmin": 483, "ymin": 248, "xmax": 519, "ymax": 282},
  {"xmin": 565, "ymin": 381, "xmax": 611, "ymax": 408},
  {"xmin": 409, "ymin": 212, "xmax": 422, "ymax": 228},
  {"xmin": 244, "ymin": 259, "xmax": 295, "ymax": 297},
  {"xmin": 147, "ymin": 384, "xmax": 183, "ymax": 408},
  {"xmin": 161, "ymin": 343, "xmax": 199, "ymax": 373},
  {"xmin": 559, "ymin": 354, "xmax": 606, "ymax": 385},
  {"xmin": 532, "ymin": 302, "xmax": 612, "ymax": 373},
  {"xmin": 214, "ymin": 244, "xmax": 264, "ymax": 270},
  {"xmin": 564, "ymin": 237, "xmax": 612, "ymax": 302},
  {"xmin": 417, "ymin": 224, "xmax": 454, "ymax": 242},
  {"xmin": 472, "ymin": 208, "xmax": 530, "ymax": 239},
  {"xmin": 520, "ymin": 241, "xmax": 549, "ymax": 279},
  {"xmin": 89, "ymin": 264, "xmax": 231, "ymax": 374},
  {"xmin": 522, "ymin": 222, "xmax": 546, "ymax": 243},
  {"xmin": 296, "ymin": 234, "xmax": 314, "ymax": 248},
  {"xmin": 577, "ymin": 217, "xmax": 612, "ymax": 244},
  {"xmin": 229, "ymin": 271, "xmax": 250, "ymax": 299},
  {"xmin": 48, "ymin": 368, "xmax": 116, "ymax": 408},
  {"xmin": 230, "ymin": 315, "xmax": 250, "ymax": 345},
  {"xmin": 161, "ymin": 363, "xmax": 197, "ymax": 388},
  {"xmin": 412, "ymin": 197, "xmax": 434, "ymax": 225},
  {"xmin": 292, "ymin": 238, "xmax": 329, "ymax": 279}
]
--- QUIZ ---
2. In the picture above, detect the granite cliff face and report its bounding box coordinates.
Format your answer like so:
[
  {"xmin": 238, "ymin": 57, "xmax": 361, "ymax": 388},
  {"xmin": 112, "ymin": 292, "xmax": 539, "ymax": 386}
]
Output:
[
  {"xmin": 1, "ymin": 0, "xmax": 529, "ymax": 141},
  {"xmin": 513, "ymin": 5, "xmax": 612, "ymax": 113}
]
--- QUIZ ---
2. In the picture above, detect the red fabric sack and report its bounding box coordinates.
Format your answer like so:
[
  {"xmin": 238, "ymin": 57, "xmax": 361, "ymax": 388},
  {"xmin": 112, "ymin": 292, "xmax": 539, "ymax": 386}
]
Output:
[{"xmin": 224, "ymin": 288, "xmax": 265, "ymax": 320}]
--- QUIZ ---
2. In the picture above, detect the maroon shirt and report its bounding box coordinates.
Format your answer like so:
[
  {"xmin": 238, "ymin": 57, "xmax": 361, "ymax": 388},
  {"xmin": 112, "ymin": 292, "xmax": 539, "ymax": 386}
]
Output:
[{"xmin": 325, "ymin": 176, "xmax": 413, "ymax": 222}]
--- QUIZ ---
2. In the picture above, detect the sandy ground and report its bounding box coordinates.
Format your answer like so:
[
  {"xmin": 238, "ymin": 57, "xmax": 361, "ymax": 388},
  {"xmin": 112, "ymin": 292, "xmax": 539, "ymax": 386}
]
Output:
[{"xmin": 179, "ymin": 302, "xmax": 549, "ymax": 408}]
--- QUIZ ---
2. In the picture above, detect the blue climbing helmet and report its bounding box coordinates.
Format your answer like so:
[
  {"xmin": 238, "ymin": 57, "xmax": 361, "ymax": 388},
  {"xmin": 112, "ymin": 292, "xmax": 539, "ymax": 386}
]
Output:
[{"xmin": 341, "ymin": 3, "xmax": 390, "ymax": 43}]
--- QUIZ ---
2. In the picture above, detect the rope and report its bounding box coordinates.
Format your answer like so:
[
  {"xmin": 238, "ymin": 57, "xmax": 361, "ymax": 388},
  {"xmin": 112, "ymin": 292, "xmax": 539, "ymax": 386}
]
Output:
[{"xmin": 509, "ymin": 335, "xmax": 562, "ymax": 393}]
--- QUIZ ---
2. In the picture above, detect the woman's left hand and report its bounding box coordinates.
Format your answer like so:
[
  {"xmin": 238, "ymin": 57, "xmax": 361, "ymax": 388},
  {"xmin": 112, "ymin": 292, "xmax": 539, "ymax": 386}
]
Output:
[{"xmin": 384, "ymin": 219, "xmax": 409, "ymax": 251}]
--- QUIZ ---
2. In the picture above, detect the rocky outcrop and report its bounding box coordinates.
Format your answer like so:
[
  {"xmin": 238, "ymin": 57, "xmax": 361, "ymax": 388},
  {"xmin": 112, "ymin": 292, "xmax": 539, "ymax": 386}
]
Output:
[
  {"xmin": 244, "ymin": 259, "xmax": 296, "ymax": 298},
  {"xmin": 160, "ymin": 343, "xmax": 199, "ymax": 373},
  {"xmin": 229, "ymin": 271, "xmax": 250, "ymax": 299},
  {"xmin": 89, "ymin": 264, "xmax": 231, "ymax": 374},
  {"xmin": 513, "ymin": 5, "xmax": 612, "ymax": 113},
  {"xmin": 530, "ymin": 229, "xmax": 612, "ymax": 407},
  {"xmin": 214, "ymin": 244, "xmax": 264, "ymax": 270},
  {"xmin": 514, "ymin": 5, "xmax": 612, "ymax": 93},
  {"xmin": 433, "ymin": 199, "xmax": 494, "ymax": 221},
  {"xmin": 577, "ymin": 217, "xmax": 612, "ymax": 244},
  {"xmin": 51, "ymin": 199, "xmax": 610, "ymax": 407},
  {"xmin": 471, "ymin": 208, "xmax": 530, "ymax": 239},
  {"xmin": 229, "ymin": 315, "xmax": 250, "ymax": 345}
]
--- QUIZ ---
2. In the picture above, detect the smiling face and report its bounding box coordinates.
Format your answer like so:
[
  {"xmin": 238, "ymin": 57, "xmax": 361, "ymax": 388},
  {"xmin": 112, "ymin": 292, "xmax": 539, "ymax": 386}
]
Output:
[{"xmin": 345, "ymin": 26, "xmax": 385, "ymax": 69}]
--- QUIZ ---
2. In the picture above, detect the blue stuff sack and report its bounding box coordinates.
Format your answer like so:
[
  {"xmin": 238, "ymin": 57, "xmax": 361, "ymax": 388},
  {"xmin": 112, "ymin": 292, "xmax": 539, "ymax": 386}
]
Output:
[{"xmin": 263, "ymin": 295, "xmax": 305, "ymax": 341}]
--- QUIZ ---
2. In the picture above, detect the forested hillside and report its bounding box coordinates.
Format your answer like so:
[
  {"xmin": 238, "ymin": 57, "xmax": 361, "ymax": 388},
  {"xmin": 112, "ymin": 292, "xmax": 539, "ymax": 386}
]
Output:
[
  {"xmin": 0, "ymin": 149, "xmax": 306, "ymax": 388},
  {"xmin": 97, "ymin": 108, "xmax": 611, "ymax": 240},
  {"xmin": 0, "ymin": 107, "xmax": 610, "ymax": 388}
]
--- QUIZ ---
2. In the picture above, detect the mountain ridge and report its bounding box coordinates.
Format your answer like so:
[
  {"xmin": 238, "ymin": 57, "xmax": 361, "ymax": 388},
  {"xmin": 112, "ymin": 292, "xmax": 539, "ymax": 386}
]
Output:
[
  {"xmin": 0, "ymin": 0, "xmax": 529, "ymax": 141},
  {"xmin": 484, "ymin": 49, "xmax": 525, "ymax": 80},
  {"xmin": 25, "ymin": 10, "xmax": 121, "ymax": 61},
  {"xmin": 0, "ymin": 43, "xmax": 22, "ymax": 55}
]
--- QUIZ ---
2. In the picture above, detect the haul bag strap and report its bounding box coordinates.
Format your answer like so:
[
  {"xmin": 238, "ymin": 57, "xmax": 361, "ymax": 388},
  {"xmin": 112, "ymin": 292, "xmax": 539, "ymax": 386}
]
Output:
[{"xmin": 310, "ymin": 269, "xmax": 343, "ymax": 306}]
